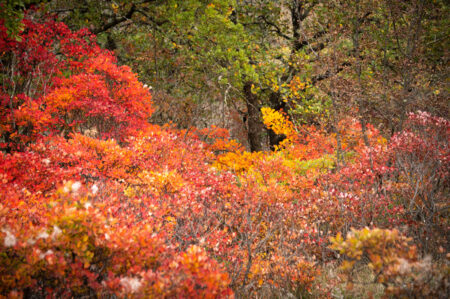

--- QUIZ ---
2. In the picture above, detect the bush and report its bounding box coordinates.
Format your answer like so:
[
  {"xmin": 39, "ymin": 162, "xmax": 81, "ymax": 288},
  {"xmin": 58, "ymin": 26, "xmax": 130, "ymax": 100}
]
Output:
[{"xmin": 330, "ymin": 227, "xmax": 449, "ymax": 298}]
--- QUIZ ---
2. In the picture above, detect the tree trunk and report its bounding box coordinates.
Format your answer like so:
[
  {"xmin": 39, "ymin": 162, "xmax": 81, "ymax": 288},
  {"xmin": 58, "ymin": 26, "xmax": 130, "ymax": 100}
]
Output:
[
  {"xmin": 244, "ymin": 82, "xmax": 264, "ymax": 152},
  {"xmin": 268, "ymin": 91, "xmax": 287, "ymax": 150}
]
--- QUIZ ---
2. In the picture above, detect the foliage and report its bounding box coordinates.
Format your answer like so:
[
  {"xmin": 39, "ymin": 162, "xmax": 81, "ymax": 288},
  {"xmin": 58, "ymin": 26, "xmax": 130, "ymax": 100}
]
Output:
[
  {"xmin": 387, "ymin": 111, "xmax": 449, "ymax": 253},
  {"xmin": 0, "ymin": 4, "xmax": 448, "ymax": 299},
  {"xmin": 0, "ymin": 10, "xmax": 153, "ymax": 150},
  {"xmin": 331, "ymin": 227, "xmax": 449, "ymax": 298},
  {"xmin": 261, "ymin": 106, "xmax": 297, "ymax": 149},
  {"xmin": 0, "ymin": 181, "xmax": 233, "ymax": 298},
  {"xmin": 0, "ymin": 0, "xmax": 39, "ymax": 39}
]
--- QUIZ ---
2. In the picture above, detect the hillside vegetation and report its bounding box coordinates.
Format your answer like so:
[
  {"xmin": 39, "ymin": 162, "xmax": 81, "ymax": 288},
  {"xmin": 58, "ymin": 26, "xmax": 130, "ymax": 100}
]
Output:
[{"xmin": 0, "ymin": 1, "xmax": 448, "ymax": 298}]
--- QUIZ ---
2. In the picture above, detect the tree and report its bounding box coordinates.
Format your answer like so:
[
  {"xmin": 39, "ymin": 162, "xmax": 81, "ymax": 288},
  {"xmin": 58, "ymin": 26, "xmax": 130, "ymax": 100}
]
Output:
[{"xmin": 44, "ymin": 0, "xmax": 333, "ymax": 151}]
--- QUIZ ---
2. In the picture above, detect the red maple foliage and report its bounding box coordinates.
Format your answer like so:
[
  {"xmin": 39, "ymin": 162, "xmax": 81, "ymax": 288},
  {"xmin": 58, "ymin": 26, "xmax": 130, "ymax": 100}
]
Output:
[{"xmin": 0, "ymin": 11, "xmax": 153, "ymax": 150}]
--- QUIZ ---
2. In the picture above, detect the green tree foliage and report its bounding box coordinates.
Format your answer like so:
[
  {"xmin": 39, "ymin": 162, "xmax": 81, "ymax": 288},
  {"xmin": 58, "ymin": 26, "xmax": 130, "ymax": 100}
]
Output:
[{"xmin": 0, "ymin": 0, "xmax": 45, "ymax": 38}]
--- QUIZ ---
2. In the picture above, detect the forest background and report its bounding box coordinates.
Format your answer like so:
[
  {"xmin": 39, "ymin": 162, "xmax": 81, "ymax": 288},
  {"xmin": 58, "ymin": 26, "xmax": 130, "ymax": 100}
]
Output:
[{"xmin": 0, "ymin": 0, "xmax": 448, "ymax": 298}]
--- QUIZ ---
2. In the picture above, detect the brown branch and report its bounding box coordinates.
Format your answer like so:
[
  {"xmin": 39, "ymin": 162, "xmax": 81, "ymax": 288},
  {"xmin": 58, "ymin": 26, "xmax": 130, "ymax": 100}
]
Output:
[
  {"xmin": 135, "ymin": 9, "xmax": 168, "ymax": 27},
  {"xmin": 93, "ymin": 4, "xmax": 137, "ymax": 34},
  {"xmin": 311, "ymin": 62, "xmax": 351, "ymax": 85},
  {"xmin": 259, "ymin": 15, "xmax": 292, "ymax": 41}
]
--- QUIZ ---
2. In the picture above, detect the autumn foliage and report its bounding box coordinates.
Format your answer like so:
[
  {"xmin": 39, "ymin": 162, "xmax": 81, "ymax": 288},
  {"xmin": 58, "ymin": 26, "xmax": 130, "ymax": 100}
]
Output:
[
  {"xmin": 0, "ymin": 12, "xmax": 153, "ymax": 149},
  {"xmin": 0, "ymin": 10, "xmax": 448, "ymax": 299}
]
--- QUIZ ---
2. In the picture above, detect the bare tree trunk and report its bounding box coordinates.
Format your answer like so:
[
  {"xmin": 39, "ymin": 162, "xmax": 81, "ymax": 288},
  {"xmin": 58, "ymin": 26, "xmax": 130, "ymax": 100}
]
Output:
[
  {"xmin": 244, "ymin": 82, "xmax": 264, "ymax": 152},
  {"xmin": 268, "ymin": 91, "xmax": 287, "ymax": 150}
]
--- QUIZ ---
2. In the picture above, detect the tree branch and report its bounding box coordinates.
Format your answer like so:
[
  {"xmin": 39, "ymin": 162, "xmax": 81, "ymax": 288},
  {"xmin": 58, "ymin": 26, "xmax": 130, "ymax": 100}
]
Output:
[
  {"xmin": 259, "ymin": 15, "xmax": 292, "ymax": 41},
  {"xmin": 311, "ymin": 62, "xmax": 351, "ymax": 85},
  {"xmin": 93, "ymin": 4, "xmax": 137, "ymax": 34}
]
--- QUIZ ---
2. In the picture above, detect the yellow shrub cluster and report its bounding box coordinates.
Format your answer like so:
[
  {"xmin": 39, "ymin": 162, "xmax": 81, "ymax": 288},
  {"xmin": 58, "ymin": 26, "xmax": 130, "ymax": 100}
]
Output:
[{"xmin": 261, "ymin": 107, "xmax": 297, "ymax": 149}]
